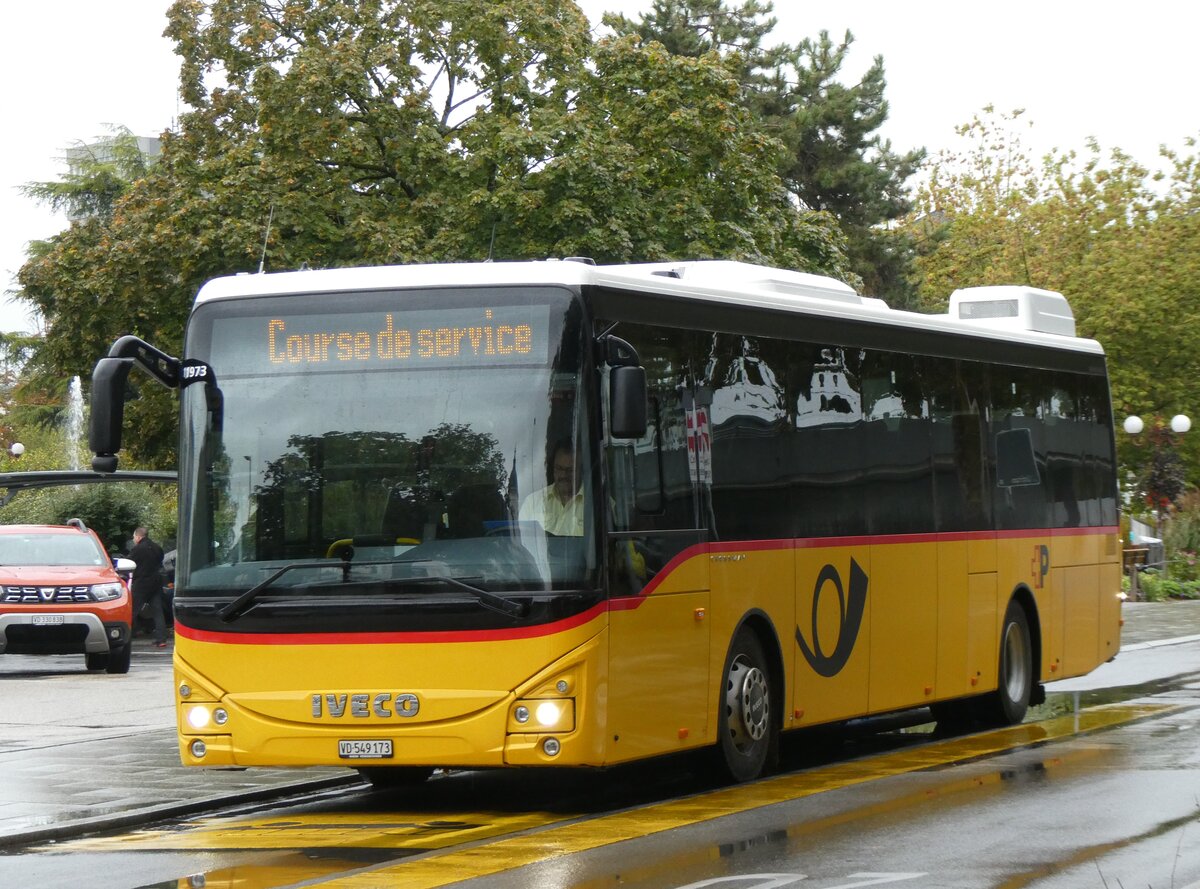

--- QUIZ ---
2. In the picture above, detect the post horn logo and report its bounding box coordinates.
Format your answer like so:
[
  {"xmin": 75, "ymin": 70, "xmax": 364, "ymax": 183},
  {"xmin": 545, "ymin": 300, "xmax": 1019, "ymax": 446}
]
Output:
[{"xmin": 795, "ymin": 558, "xmax": 868, "ymax": 677}]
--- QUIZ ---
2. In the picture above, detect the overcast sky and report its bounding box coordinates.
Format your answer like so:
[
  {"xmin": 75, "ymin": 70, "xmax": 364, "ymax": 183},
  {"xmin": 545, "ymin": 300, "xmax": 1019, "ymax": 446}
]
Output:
[{"xmin": 1, "ymin": 1, "xmax": 1195, "ymax": 334}]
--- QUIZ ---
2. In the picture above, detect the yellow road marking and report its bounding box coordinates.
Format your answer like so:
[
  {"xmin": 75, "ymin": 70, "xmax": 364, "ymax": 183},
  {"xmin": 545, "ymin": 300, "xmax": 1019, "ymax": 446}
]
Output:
[
  {"xmin": 59, "ymin": 810, "xmax": 564, "ymax": 852},
  {"xmin": 318, "ymin": 703, "xmax": 1173, "ymax": 888},
  {"xmin": 56, "ymin": 701, "xmax": 1172, "ymax": 880}
]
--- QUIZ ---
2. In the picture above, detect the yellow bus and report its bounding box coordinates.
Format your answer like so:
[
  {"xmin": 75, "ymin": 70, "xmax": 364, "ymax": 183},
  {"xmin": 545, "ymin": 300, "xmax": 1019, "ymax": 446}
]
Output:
[{"xmin": 90, "ymin": 260, "xmax": 1121, "ymax": 784}]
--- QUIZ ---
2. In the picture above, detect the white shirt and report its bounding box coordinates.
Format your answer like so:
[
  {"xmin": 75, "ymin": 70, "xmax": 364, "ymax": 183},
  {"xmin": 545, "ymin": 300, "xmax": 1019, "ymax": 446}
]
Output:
[{"xmin": 518, "ymin": 485, "xmax": 585, "ymax": 536}]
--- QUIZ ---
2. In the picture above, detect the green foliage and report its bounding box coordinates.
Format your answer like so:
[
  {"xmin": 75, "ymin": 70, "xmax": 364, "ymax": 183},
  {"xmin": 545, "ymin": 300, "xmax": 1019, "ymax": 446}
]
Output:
[
  {"xmin": 13, "ymin": 0, "xmax": 860, "ymax": 469},
  {"xmin": 49, "ymin": 485, "xmax": 150, "ymax": 553},
  {"xmin": 1135, "ymin": 570, "xmax": 1200, "ymax": 602},
  {"xmin": 607, "ymin": 0, "xmax": 924, "ymax": 304},
  {"xmin": 911, "ymin": 108, "xmax": 1200, "ymax": 489},
  {"xmin": 20, "ymin": 127, "xmax": 154, "ymax": 223},
  {"xmin": 0, "ymin": 482, "xmax": 175, "ymax": 554}
]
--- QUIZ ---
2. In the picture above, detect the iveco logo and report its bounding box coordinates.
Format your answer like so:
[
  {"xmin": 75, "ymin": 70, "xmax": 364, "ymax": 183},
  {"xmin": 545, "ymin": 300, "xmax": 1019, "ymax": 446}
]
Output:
[{"xmin": 311, "ymin": 692, "xmax": 420, "ymax": 719}]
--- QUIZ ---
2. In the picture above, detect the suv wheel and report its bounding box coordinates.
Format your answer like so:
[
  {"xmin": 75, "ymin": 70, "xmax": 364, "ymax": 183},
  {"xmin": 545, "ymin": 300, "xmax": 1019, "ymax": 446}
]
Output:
[{"xmin": 106, "ymin": 643, "xmax": 131, "ymax": 675}]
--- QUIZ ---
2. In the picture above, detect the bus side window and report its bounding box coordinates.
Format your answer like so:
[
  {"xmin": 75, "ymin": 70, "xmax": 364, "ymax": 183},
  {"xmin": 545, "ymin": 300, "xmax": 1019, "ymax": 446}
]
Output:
[
  {"xmin": 928, "ymin": 358, "xmax": 993, "ymax": 532},
  {"xmin": 633, "ymin": 397, "xmax": 665, "ymax": 516},
  {"xmin": 990, "ymin": 367, "xmax": 1050, "ymax": 530},
  {"xmin": 861, "ymin": 350, "xmax": 933, "ymax": 535}
]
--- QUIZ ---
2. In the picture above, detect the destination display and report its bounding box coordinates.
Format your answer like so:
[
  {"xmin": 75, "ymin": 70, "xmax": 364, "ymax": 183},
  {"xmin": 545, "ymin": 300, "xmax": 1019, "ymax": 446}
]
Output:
[{"xmin": 210, "ymin": 304, "xmax": 553, "ymax": 375}]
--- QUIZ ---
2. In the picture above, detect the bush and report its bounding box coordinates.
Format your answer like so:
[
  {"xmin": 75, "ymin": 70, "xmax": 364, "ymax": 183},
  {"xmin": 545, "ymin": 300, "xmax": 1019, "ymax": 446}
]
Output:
[
  {"xmin": 0, "ymin": 482, "xmax": 176, "ymax": 554},
  {"xmin": 1137, "ymin": 570, "xmax": 1200, "ymax": 601}
]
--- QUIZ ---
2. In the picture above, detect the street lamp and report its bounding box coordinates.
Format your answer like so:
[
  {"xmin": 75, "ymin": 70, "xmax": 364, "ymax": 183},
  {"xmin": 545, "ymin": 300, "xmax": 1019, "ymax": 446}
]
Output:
[
  {"xmin": 1124, "ymin": 412, "xmax": 1191, "ymax": 557},
  {"xmin": 1124, "ymin": 414, "xmax": 1191, "ymax": 435}
]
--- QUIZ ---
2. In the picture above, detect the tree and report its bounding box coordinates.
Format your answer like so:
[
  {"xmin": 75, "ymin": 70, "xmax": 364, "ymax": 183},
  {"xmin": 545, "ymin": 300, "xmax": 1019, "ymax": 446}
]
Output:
[
  {"xmin": 911, "ymin": 107, "xmax": 1200, "ymax": 490},
  {"xmin": 13, "ymin": 0, "xmax": 851, "ymax": 469},
  {"xmin": 20, "ymin": 127, "xmax": 155, "ymax": 223},
  {"xmin": 606, "ymin": 0, "xmax": 924, "ymax": 303}
]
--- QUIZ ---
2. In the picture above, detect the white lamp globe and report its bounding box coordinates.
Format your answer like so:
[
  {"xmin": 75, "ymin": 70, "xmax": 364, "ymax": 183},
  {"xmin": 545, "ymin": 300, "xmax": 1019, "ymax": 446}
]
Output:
[
  {"xmin": 1171, "ymin": 414, "xmax": 1192, "ymax": 434},
  {"xmin": 8, "ymin": 442, "xmax": 24, "ymax": 458},
  {"xmin": 1123, "ymin": 416, "xmax": 1144, "ymax": 435}
]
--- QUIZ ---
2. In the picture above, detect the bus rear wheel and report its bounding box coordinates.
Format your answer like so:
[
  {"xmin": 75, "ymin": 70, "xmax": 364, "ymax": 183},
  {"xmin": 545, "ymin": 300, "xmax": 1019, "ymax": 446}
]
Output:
[
  {"xmin": 717, "ymin": 630, "xmax": 775, "ymax": 782},
  {"xmin": 980, "ymin": 600, "xmax": 1033, "ymax": 727}
]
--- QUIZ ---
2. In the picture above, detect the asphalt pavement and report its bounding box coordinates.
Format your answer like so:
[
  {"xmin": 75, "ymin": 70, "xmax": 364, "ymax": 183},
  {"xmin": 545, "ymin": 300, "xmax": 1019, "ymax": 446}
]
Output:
[{"xmin": 1, "ymin": 599, "xmax": 1199, "ymax": 848}]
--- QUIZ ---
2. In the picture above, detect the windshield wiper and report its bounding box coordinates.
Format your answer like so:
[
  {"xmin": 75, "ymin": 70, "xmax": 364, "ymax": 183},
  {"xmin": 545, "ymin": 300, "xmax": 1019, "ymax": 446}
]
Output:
[
  {"xmin": 387, "ymin": 575, "xmax": 527, "ymax": 619},
  {"xmin": 219, "ymin": 561, "xmax": 351, "ymax": 622},
  {"xmin": 218, "ymin": 559, "xmax": 526, "ymax": 622}
]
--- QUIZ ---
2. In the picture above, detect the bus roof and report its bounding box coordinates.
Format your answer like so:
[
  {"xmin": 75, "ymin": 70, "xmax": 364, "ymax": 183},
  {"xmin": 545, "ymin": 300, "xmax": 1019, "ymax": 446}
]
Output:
[{"xmin": 193, "ymin": 260, "xmax": 1103, "ymax": 355}]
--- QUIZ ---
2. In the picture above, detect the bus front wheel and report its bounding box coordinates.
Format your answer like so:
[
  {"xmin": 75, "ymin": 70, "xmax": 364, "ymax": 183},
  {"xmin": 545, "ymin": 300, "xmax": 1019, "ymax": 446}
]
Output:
[
  {"xmin": 717, "ymin": 630, "xmax": 776, "ymax": 782},
  {"xmin": 357, "ymin": 766, "xmax": 434, "ymax": 789},
  {"xmin": 980, "ymin": 600, "xmax": 1033, "ymax": 727}
]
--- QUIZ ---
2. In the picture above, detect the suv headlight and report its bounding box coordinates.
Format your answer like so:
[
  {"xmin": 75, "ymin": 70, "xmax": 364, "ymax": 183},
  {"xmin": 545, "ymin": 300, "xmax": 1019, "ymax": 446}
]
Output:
[{"xmin": 91, "ymin": 582, "xmax": 125, "ymax": 601}]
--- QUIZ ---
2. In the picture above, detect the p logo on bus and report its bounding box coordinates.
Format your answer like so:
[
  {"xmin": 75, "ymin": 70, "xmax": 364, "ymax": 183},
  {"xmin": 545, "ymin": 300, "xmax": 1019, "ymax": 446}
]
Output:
[
  {"xmin": 795, "ymin": 558, "xmax": 868, "ymax": 677},
  {"xmin": 1032, "ymin": 545, "xmax": 1050, "ymax": 589}
]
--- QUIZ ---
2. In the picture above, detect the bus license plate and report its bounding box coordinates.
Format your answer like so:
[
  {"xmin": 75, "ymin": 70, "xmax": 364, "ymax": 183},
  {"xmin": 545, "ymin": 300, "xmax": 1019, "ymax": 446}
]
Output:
[
  {"xmin": 32, "ymin": 615, "xmax": 65, "ymax": 625},
  {"xmin": 338, "ymin": 739, "xmax": 393, "ymax": 759}
]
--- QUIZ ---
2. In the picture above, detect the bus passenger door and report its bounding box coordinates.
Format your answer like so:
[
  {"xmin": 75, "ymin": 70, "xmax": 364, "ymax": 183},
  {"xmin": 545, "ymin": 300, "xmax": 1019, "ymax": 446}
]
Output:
[{"xmin": 603, "ymin": 340, "xmax": 711, "ymax": 764}]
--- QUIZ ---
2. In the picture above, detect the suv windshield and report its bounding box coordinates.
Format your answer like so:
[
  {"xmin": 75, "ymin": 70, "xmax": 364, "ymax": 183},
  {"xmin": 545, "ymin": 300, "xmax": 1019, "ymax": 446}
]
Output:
[
  {"xmin": 0, "ymin": 532, "xmax": 107, "ymax": 567},
  {"xmin": 177, "ymin": 285, "xmax": 598, "ymax": 601}
]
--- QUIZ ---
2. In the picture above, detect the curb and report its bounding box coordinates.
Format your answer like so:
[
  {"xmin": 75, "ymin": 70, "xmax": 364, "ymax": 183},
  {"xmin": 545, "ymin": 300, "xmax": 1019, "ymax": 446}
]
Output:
[
  {"xmin": 1121, "ymin": 633, "xmax": 1200, "ymax": 652},
  {"xmin": 0, "ymin": 774, "xmax": 362, "ymax": 849}
]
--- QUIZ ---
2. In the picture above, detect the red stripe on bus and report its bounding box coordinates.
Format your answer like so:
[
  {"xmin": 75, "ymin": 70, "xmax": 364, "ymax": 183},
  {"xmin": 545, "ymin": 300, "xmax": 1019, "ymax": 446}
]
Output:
[
  {"xmin": 177, "ymin": 526, "xmax": 1117, "ymax": 644},
  {"xmin": 176, "ymin": 601, "xmax": 609, "ymax": 646},
  {"xmin": 617, "ymin": 525, "xmax": 1117, "ymax": 607}
]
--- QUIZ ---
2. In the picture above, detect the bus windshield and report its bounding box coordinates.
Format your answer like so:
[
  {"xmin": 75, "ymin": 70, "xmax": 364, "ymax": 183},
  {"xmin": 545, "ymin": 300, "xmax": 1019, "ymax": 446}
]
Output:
[{"xmin": 176, "ymin": 286, "xmax": 598, "ymax": 601}]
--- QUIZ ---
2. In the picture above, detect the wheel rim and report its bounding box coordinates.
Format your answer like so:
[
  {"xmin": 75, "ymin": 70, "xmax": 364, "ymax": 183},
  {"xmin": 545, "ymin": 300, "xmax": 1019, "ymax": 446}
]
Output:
[
  {"xmin": 1002, "ymin": 621, "xmax": 1030, "ymax": 703},
  {"xmin": 726, "ymin": 655, "xmax": 769, "ymax": 751}
]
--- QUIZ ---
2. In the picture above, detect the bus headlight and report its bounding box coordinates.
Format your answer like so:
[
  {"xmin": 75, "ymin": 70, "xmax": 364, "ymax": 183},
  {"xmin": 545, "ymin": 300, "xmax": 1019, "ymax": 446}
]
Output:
[
  {"xmin": 535, "ymin": 702, "xmax": 561, "ymax": 727},
  {"xmin": 187, "ymin": 706, "xmax": 211, "ymax": 730},
  {"xmin": 509, "ymin": 699, "xmax": 574, "ymax": 733}
]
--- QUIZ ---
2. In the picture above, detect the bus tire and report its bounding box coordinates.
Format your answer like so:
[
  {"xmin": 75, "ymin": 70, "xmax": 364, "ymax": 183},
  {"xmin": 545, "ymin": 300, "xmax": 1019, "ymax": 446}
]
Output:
[
  {"xmin": 980, "ymin": 600, "xmax": 1033, "ymax": 727},
  {"xmin": 357, "ymin": 766, "xmax": 433, "ymax": 789},
  {"xmin": 717, "ymin": 629, "xmax": 775, "ymax": 782}
]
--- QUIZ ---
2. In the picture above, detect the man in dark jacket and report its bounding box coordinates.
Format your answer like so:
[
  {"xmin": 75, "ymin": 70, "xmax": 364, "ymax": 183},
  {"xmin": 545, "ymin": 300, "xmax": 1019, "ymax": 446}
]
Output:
[{"xmin": 129, "ymin": 527, "xmax": 168, "ymax": 648}]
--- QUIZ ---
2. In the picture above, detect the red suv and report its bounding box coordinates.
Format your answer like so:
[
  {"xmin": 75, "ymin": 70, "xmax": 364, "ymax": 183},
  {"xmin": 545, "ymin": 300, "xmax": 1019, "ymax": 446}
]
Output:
[{"xmin": 0, "ymin": 520, "xmax": 134, "ymax": 674}]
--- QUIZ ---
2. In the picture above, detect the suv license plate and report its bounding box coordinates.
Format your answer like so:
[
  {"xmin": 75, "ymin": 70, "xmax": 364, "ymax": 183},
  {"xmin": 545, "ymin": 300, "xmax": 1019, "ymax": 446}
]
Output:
[
  {"xmin": 32, "ymin": 615, "xmax": 65, "ymax": 626},
  {"xmin": 338, "ymin": 739, "xmax": 393, "ymax": 759}
]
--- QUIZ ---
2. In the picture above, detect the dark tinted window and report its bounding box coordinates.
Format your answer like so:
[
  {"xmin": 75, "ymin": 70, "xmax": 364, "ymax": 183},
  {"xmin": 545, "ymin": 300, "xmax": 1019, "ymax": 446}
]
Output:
[
  {"xmin": 860, "ymin": 350, "xmax": 933, "ymax": 534},
  {"xmin": 928, "ymin": 359, "xmax": 992, "ymax": 531},
  {"xmin": 990, "ymin": 366, "xmax": 1051, "ymax": 530},
  {"xmin": 708, "ymin": 335, "xmax": 796, "ymax": 539},
  {"xmin": 602, "ymin": 317, "xmax": 1113, "ymax": 540}
]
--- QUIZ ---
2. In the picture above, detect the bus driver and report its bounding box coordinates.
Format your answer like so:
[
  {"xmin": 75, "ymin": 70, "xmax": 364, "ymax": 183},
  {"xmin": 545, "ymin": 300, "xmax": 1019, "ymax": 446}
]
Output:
[{"xmin": 518, "ymin": 439, "xmax": 585, "ymax": 536}]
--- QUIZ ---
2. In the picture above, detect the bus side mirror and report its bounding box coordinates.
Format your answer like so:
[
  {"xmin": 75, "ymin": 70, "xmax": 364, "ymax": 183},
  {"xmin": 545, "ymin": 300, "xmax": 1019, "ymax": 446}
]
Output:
[
  {"xmin": 610, "ymin": 366, "xmax": 647, "ymax": 439},
  {"xmin": 90, "ymin": 357, "xmax": 135, "ymax": 473}
]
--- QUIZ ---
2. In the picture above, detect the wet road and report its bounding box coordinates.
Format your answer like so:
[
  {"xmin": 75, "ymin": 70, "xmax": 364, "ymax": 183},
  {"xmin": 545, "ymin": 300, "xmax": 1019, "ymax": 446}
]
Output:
[
  {"xmin": 2, "ymin": 603, "xmax": 1199, "ymax": 889},
  {"xmin": 3, "ymin": 653, "xmax": 1199, "ymax": 888}
]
